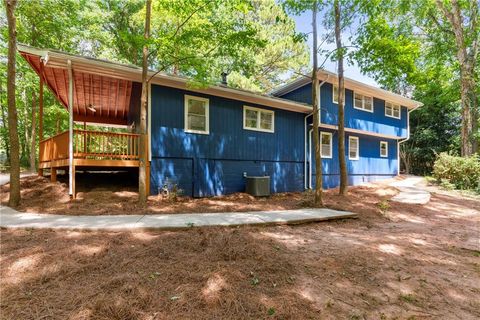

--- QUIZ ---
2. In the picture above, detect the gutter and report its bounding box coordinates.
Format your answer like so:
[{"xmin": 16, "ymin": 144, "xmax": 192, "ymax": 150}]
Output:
[
  {"xmin": 397, "ymin": 103, "xmax": 422, "ymax": 174},
  {"xmin": 304, "ymin": 75, "xmax": 329, "ymax": 189}
]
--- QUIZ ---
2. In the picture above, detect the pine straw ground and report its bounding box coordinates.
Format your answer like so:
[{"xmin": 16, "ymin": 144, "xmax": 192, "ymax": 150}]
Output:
[
  {"xmin": 1, "ymin": 179, "xmax": 480, "ymax": 319},
  {"xmin": 1, "ymin": 172, "xmax": 399, "ymax": 215}
]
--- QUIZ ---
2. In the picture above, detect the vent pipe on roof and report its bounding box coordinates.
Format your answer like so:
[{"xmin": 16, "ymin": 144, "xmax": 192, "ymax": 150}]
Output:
[{"xmin": 221, "ymin": 72, "xmax": 228, "ymax": 85}]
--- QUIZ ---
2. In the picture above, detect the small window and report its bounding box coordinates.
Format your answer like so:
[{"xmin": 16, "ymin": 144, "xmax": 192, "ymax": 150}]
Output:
[
  {"xmin": 332, "ymin": 85, "xmax": 345, "ymax": 104},
  {"xmin": 380, "ymin": 141, "xmax": 388, "ymax": 157},
  {"xmin": 348, "ymin": 136, "xmax": 359, "ymax": 160},
  {"xmin": 243, "ymin": 106, "xmax": 274, "ymax": 133},
  {"xmin": 185, "ymin": 95, "xmax": 209, "ymax": 134},
  {"xmin": 354, "ymin": 92, "xmax": 373, "ymax": 112},
  {"xmin": 320, "ymin": 132, "xmax": 332, "ymax": 158},
  {"xmin": 385, "ymin": 102, "xmax": 401, "ymax": 119}
]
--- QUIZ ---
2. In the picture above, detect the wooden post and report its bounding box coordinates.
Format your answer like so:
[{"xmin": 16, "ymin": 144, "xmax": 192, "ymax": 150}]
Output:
[
  {"xmin": 38, "ymin": 63, "xmax": 44, "ymax": 176},
  {"xmin": 50, "ymin": 167, "xmax": 57, "ymax": 182},
  {"xmin": 145, "ymin": 137, "xmax": 150, "ymax": 197},
  {"xmin": 72, "ymin": 165, "xmax": 76, "ymax": 198},
  {"xmin": 83, "ymin": 121, "xmax": 86, "ymax": 154},
  {"xmin": 67, "ymin": 60, "xmax": 75, "ymax": 198}
]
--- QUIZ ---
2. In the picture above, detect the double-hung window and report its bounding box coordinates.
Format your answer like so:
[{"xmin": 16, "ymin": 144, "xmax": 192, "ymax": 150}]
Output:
[
  {"xmin": 380, "ymin": 141, "xmax": 388, "ymax": 157},
  {"xmin": 385, "ymin": 102, "xmax": 401, "ymax": 119},
  {"xmin": 320, "ymin": 132, "xmax": 332, "ymax": 158},
  {"xmin": 348, "ymin": 136, "xmax": 359, "ymax": 160},
  {"xmin": 185, "ymin": 95, "xmax": 209, "ymax": 134},
  {"xmin": 354, "ymin": 92, "xmax": 373, "ymax": 112},
  {"xmin": 332, "ymin": 85, "xmax": 345, "ymax": 104},
  {"xmin": 243, "ymin": 106, "xmax": 274, "ymax": 133}
]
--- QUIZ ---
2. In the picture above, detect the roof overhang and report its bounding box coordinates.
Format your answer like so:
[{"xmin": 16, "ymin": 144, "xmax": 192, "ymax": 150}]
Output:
[
  {"xmin": 271, "ymin": 69, "xmax": 423, "ymax": 110},
  {"xmin": 18, "ymin": 44, "xmax": 312, "ymax": 114}
]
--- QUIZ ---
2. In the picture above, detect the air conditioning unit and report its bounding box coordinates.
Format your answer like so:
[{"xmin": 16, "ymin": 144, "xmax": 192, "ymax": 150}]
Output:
[{"xmin": 245, "ymin": 176, "xmax": 270, "ymax": 196}]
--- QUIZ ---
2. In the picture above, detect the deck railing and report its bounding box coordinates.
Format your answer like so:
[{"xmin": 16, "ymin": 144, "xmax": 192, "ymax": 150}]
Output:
[
  {"xmin": 39, "ymin": 131, "xmax": 70, "ymax": 163},
  {"xmin": 39, "ymin": 129, "xmax": 141, "ymax": 163}
]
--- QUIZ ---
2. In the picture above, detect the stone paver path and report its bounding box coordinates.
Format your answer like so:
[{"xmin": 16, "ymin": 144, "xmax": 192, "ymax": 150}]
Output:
[
  {"xmin": 0, "ymin": 206, "xmax": 356, "ymax": 230},
  {"xmin": 389, "ymin": 175, "xmax": 431, "ymax": 205}
]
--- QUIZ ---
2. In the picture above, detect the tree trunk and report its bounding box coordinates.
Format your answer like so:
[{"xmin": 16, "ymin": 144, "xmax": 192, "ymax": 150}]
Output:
[
  {"xmin": 30, "ymin": 90, "xmax": 37, "ymax": 172},
  {"xmin": 436, "ymin": 0, "xmax": 478, "ymax": 156},
  {"xmin": 138, "ymin": 0, "xmax": 152, "ymax": 205},
  {"xmin": 22, "ymin": 88, "xmax": 30, "ymax": 164},
  {"xmin": 5, "ymin": 0, "xmax": 20, "ymax": 207},
  {"xmin": 334, "ymin": 0, "xmax": 348, "ymax": 195},
  {"xmin": 312, "ymin": 0, "xmax": 323, "ymax": 206},
  {"xmin": 0, "ymin": 81, "xmax": 10, "ymax": 164}
]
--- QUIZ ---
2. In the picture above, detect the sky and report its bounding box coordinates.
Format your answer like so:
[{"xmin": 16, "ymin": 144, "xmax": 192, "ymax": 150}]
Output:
[{"xmin": 292, "ymin": 10, "xmax": 379, "ymax": 87}]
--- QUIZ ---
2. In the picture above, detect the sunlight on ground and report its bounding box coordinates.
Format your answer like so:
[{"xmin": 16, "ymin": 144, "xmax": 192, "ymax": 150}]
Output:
[
  {"xmin": 7, "ymin": 253, "xmax": 43, "ymax": 284},
  {"xmin": 378, "ymin": 244, "xmax": 403, "ymax": 255},
  {"xmin": 410, "ymin": 238, "xmax": 428, "ymax": 246},
  {"xmin": 447, "ymin": 289, "xmax": 468, "ymax": 302},
  {"xmin": 202, "ymin": 273, "xmax": 227, "ymax": 302},
  {"xmin": 113, "ymin": 191, "xmax": 138, "ymax": 198},
  {"xmin": 130, "ymin": 232, "xmax": 161, "ymax": 241},
  {"xmin": 73, "ymin": 244, "xmax": 105, "ymax": 256},
  {"xmin": 392, "ymin": 213, "xmax": 426, "ymax": 224},
  {"xmin": 259, "ymin": 232, "xmax": 308, "ymax": 249}
]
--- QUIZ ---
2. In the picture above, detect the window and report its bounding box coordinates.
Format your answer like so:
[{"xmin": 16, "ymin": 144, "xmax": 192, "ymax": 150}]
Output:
[
  {"xmin": 380, "ymin": 141, "xmax": 388, "ymax": 157},
  {"xmin": 385, "ymin": 102, "xmax": 401, "ymax": 119},
  {"xmin": 320, "ymin": 132, "xmax": 332, "ymax": 158},
  {"xmin": 354, "ymin": 92, "xmax": 373, "ymax": 112},
  {"xmin": 243, "ymin": 106, "xmax": 274, "ymax": 133},
  {"xmin": 348, "ymin": 136, "xmax": 359, "ymax": 160},
  {"xmin": 185, "ymin": 95, "xmax": 209, "ymax": 134},
  {"xmin": 332, "ymin": 85, "xmax": 345, "ymax": 104}
]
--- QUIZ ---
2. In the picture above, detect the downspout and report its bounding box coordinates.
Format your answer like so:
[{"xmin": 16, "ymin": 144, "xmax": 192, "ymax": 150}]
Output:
[
  {"xmin": 304, "ymin": 75, "xmax": 329, "ymax": 189},
  {"xmin": 397, "ymin": 103, "xmax": 422, "ymax": 175}
]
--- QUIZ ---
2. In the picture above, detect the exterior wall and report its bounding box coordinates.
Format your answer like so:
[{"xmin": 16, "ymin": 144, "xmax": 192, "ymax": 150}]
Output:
[
  {"xmin": 277, "ymin": 82, "xmax": 408, "ymax": 138},
  {"xmin": 150, "ymin": 84, "xmax": 305, "ymax": 197},
  {"xmin": 127, "ymin": 82, "xmax": 142, "ymax": 132},
  {"xmin": 309, "ymin": 129, "xmax": 399, "ymax": 188},
  {"xmin": 320, "ymin": 83, "xmax": 407, "ymax": 138}
]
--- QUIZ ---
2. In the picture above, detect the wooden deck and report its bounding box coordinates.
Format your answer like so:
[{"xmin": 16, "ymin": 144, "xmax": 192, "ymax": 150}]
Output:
[
  {"xmin": 39, "ymin": 129, "xmax": 148, "ymax": 197},
  {"xmin": 39, "ymin": 129, "xmax": 141, "ymax": 169}
]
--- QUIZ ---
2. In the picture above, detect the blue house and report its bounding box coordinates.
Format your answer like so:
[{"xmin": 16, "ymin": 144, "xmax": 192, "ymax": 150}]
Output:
[{"xmin": 19, "ymin": 45, "xmax": 422, "ymax": 198}]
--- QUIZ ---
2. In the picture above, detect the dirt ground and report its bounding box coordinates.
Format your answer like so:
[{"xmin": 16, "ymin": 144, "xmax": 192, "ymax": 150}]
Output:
[
  {"xmin": 0, "ymin": 172, "xmax": 399, "ymax": 215},
  {"xmin": 1, "ymin": 181, "xmax": 479, "ymax": 319}
]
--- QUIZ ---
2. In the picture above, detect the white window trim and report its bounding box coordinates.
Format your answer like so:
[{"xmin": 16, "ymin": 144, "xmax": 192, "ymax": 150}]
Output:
[
  {"xmin": 320, "ymin": 131, "xmax": 333, "ymax": 159},
  {"xmin": 380, "ymin": 141, "xmax": 388, "ymax": 158},
  {"xmin": 332, "ymin": 85, "xmax": 346, "ymax": 105},
  {"xmin": 243, "ymin": 105, "xmax": 275, "ymax": 133},
  {"xmin": 184, "ymin": 95, "xmax": 209, "ymax": 134},
  {"xmin": 385, "ymin": 101, "xmax": 401, "ymax": 119},
  {"xmin": 353, "ymin": 91, "xmax": 374, "ymax": 113},
  {"xmin": 348, "ymin": 136, "xmax": 359, "ymax": 160}
]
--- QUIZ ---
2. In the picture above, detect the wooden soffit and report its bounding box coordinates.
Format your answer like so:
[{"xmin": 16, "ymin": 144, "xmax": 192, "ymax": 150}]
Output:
[{"xmin": 19, "ymin": 49, "xmax": 134, "ymax": 126}]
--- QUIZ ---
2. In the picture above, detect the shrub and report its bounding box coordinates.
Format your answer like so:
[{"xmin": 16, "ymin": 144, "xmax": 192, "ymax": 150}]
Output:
[{"xmin": 432, "ymin": 153, "xmax": 480, "ymax": 190}]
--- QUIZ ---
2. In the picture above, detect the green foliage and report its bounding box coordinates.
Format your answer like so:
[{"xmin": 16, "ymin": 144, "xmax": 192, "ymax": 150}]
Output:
[
  {"xmin": 377, "ymin": 200, "xmax": 390, "ymax": 214},
  {"xmin": 433, "ymin": 153, "xmax": 480, "ymax": 191},
  {"xmin": 0, "ymin": 0, "xmax": 309, "ymax": 168}
]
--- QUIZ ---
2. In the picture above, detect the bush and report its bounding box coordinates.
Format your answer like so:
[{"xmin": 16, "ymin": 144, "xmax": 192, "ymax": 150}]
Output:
[{"xmin": 432, "ymin": 153, "xmax": 480, "ymax": 190}]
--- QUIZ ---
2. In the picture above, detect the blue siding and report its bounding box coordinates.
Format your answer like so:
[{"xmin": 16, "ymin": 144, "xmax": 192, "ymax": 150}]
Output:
[
  {"xmin": 309, "ymin": 129, "xmax": 399, "ymax": 188},
  {"xmin": 280, "ymin": 83, "xmax": 312, "ymax": 105},
  {"xmin": 278, "ymin": 82, "xmax": 408, "ymax": 138},
  {"xmin": 150, "ymin": 84, "xmax": 305, "ymax": 196},
  {"xmin": 319, "ymin": 82, "xmax": 408, "ymax": 138}
]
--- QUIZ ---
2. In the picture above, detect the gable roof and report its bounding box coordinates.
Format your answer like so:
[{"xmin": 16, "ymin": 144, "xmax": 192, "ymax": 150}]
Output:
[
  {"xmin": 17, "ymin": 44, "xmax": 313, "ymax": 114},
  {"xmin": 271, "ymin": 69, "xmax": 423, "ymax": 109}
]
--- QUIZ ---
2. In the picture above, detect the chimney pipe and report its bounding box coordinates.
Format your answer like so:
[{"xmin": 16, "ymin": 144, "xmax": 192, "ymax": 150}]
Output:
[{"xmin": 221, "ymin": 72, "xmax": 228, "ymax": 85}]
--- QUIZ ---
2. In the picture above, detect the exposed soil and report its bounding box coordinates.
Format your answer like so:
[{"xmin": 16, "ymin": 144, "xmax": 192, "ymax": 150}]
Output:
[
  {"xmin": 1, "ymin": 182, "xmax": 479, "ymax": 319},
  {"xmin": 0, "ymin": 172, "xmax": 399, "ymax": 215}
]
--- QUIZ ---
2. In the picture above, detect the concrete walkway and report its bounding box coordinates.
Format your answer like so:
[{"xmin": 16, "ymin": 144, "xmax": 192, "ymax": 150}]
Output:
[
  {"xmin": 389, "ymin": 175, "xmax": 431, "ymax": 205},
  {"xmin": 0, "ymin": 206, "xmax": 356, "ymax": 230}
]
